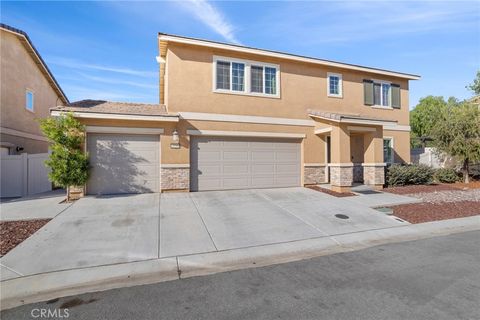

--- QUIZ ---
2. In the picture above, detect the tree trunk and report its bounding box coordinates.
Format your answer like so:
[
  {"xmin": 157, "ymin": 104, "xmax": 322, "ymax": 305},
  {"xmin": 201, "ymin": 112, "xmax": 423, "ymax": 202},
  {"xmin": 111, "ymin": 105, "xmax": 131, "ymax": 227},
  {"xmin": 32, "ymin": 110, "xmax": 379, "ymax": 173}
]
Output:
[
  {"xmin": 463, "ymin": 159, "xmax": 470, "ymax": 184},
  {"xmin": 66, "ymin": 186, "xmax": 71, "ymax": 202}
]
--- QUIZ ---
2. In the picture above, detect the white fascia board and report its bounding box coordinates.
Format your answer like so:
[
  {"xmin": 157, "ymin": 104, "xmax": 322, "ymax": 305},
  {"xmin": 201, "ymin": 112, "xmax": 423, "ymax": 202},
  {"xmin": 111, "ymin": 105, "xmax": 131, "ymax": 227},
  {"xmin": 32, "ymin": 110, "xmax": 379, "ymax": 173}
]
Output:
[
  {"xmin": 179, "ymin": 112, "xmax": 315, "ymax": 127},
  {"xmin": 340, "ymin": 118, "xmax": 396, "ymax": 126},
  {"xmin": 159, "ymin": 35, "xmax": 420, "ymax": 80},
  {"xmin": 304, "ymin": 163, "xmax": 327, "ymax": 167},
  {"xmin": 51, "ymin": 110, "xmax": 179, "ymax": 122},
  {"xmin": 361, "ymin": 163, "xmax": 387, "ymax": 167},
  {"xmin": 347, "ymin": 126, "xmax": 376, "ymax": 132},
  {"xmin": 85, "ymin": 126, "xmax": 164, "ymax": 135},
  {"xmin": 186, "ymin": 129, "xmax": 305, "ymax": 139},
  {"xmin": 384, "ymin": 124, "xmax": 411, "ymax": 132},
  {"xmin": 314, "ymin": 127, "xmax": 333, "ymax": 135}
]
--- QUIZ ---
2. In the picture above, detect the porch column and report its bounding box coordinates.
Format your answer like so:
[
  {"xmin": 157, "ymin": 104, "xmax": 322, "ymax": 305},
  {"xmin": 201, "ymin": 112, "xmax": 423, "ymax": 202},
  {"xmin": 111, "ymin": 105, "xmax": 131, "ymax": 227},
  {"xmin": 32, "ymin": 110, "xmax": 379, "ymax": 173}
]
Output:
[
  {"xmin": 362, "ymin": 127, "xmax": 386, "ymax": 189},
  {"xmin": 330, "ymin": 124, "xmax": 353, "ymax": 192}
]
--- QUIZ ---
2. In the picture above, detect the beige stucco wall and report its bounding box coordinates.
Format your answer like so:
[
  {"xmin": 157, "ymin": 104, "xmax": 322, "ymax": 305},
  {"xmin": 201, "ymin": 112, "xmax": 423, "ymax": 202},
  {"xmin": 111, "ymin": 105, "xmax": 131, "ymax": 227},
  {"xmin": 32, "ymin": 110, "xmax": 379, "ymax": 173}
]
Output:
[
  {"xmin": 384, "ymin": 130, "xmax": 410, "ymax": 163},
  {"xmin": 78, "ymin": 118, "xmax": 324, "ymax": 166},
  {"xmin": 165, "ymin": 43, "xmax": 410, "ymax": 125},
  {"xmin": 0, "ymin": 30, "xmax": 63, "ymax": 154}
]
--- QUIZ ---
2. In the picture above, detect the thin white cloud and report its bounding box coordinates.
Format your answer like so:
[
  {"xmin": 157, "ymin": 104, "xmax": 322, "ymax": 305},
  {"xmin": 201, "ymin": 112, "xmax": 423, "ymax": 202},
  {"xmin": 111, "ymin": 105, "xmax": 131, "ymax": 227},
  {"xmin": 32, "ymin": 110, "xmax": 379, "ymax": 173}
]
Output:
[
  {"xmin": 64, "ymin": 85, "xmax": 154, "ymax": 103},
  {"xmin": 48, "ymin": 57, "xmax": 157, "ymax": 78},
  {"xmin": 77, "ymin": 73, "xmax": 157, "ymax": 89},
  {"xmin": 177, "ymin": 0, "xmax": 241, "ymax": 44}
]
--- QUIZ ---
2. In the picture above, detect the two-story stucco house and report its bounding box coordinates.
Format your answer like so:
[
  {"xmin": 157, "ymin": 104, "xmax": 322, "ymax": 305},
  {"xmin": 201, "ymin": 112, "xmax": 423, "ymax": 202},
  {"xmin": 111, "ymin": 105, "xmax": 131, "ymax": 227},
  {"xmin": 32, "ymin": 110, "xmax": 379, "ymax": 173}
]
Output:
[
  {"xmin": 52, "ymin": 33, "xmax": 419, "ymax": 195},
  {"xmin": 0, "ymin": 24, "xmax": 69, "ymax": 155}
]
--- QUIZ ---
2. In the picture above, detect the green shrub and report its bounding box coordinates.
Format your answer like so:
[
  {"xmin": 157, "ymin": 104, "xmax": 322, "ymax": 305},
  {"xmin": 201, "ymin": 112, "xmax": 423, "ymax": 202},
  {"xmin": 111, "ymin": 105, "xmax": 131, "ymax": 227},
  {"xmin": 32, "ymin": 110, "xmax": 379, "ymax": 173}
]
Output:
[
  {"xmin": 435, "ymin": 168, "xmax": 459, "ymax": 183},
  {"xmin": 387, "ymin": 164, "xmax": 434, "ymax": 186}
]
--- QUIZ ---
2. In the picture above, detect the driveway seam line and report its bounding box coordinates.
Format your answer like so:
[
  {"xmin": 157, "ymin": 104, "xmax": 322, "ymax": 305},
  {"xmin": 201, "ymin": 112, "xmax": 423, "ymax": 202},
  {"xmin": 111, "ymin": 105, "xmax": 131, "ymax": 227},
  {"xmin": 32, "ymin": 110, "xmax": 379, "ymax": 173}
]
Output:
[
  {"xmin": 188, "ymin": 194, "xmax": 219, "ymax": 252},
  {"xmin": 158, "ymin": 194, "xmax": 161, "ymax": 259},
  {"xmin": 256, "ymin": 191, "xmax": 329, "ymax": 236},
  {"xmin": 0, "ymin": 263, "xmax": 24, "ymax": 277}
]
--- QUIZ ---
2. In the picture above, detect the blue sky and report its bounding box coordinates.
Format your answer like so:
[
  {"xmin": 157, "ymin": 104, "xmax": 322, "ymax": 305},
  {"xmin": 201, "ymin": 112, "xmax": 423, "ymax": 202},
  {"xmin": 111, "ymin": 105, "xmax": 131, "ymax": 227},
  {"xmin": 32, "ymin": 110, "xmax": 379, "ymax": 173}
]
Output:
[{"xmin": 2, "ymin": 1, "xmax": 479, "ymax": 108}]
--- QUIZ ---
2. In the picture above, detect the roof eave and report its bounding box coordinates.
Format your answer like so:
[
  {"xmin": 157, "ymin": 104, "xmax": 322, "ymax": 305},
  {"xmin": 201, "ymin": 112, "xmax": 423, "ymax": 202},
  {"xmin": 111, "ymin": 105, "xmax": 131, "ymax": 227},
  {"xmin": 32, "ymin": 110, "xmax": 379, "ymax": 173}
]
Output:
[
  {"xmin": 158, "ymin": 33, "xmax": 420, "ymax": 80},
  {"xmin": 1, "ymin": 24, "xmax": 69, "ymax": 104}
]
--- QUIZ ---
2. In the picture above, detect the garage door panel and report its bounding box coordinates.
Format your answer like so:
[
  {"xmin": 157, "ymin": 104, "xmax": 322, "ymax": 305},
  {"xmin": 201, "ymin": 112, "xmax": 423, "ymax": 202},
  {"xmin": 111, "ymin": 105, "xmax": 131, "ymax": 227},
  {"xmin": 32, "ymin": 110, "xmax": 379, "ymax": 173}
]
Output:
[
  {"xmin": 223, "ymin": 164, "xmax": 249, "ymax": 174},
  {"xmin": 191, "ymin": 137, "xmax": 300, "ymax": 191},
  {"xmin": 87, "ymin": 134, "xmax": 159, "ymax": 195},
  {"xmin": 251, "ymin": 176, "xmax": 276, "ymax": 187},
  {"xmin": 276, "ymin": 163, "xmax": 299, "ymax": 174},
  {"xmin": 252, "ymin": 163, "xmax": 275, "ymax": 174},
  {"xmin": 197, "ymin": 179, "xmax": 222, "ymax": 190},
  {"xmin": 197, "ymin": 164, "xmax": 222, "ymax": 175},
  {"xmin": 223, "ymin": 151, "xmax": 249, "ymax": 161},
  {"xmin": 251, "ymin": 151, "xmax": 276, "ymax": 161},
  {"xmin": 197, "ymin": 151, "xmax": 222, "ymax": 161},
  {"xmin": 222, "ymin": 177, "xmax": 250, "ymax": 189}
]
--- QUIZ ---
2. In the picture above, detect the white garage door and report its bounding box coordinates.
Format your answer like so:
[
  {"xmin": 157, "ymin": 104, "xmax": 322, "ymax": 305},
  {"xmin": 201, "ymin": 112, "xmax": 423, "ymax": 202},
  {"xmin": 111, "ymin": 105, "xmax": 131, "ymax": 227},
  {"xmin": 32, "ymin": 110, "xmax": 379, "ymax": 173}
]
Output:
[
  {"xmin": 87, "ymin": 134, "xmax": 160, "ymax": 195},
  {"xmin": 191, "ymin": 137, "xmax": 301, "ymax": 191}
]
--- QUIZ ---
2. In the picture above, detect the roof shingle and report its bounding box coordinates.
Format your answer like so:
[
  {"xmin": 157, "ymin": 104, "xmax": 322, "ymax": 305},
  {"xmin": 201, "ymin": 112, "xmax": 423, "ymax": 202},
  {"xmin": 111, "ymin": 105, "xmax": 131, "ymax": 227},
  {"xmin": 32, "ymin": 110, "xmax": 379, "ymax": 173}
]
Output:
[{"xmin": 52, "ymin": 100, "xmax": 173, "ymax": 117}]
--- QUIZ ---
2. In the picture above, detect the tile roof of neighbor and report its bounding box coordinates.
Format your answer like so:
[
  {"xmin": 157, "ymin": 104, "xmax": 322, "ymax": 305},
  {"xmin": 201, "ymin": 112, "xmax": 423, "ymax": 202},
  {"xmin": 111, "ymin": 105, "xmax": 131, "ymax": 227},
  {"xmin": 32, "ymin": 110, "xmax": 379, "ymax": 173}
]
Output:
[
  {"xmin": 52, "ymin": 100, "xmax": 173, "ymax": 116},
  {"xmin": 308, "ymin": 109, "xmax": 397, "ymax": 124},
  {"xmin": 0, "ymin": 23, "xmax": 69, "ymax": 104}
]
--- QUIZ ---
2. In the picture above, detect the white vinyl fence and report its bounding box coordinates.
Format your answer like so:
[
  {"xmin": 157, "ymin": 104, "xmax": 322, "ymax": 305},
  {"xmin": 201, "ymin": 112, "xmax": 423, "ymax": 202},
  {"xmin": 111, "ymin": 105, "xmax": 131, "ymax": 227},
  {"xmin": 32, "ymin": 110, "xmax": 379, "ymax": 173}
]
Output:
[
  {"xmin": 411, "ymin": 147, "xmax": 444, "ymax": 168},
  {"xmin": 0, "ymin": 153, "xmax": 52, "ymax": 198}
]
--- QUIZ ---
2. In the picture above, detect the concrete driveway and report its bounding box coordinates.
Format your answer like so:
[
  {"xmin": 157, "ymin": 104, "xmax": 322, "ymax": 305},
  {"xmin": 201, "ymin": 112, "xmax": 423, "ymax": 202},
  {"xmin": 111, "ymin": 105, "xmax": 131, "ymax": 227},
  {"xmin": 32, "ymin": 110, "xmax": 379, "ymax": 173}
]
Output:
[{"xmin": 1, "ymin": 187, "xmax": 409, "ymax": 279}]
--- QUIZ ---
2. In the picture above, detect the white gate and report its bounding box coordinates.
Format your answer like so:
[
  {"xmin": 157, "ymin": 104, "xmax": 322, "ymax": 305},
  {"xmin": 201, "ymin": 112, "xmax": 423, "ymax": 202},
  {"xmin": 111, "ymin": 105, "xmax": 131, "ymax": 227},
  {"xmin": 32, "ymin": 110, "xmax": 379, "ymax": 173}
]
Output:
[{"xmin": 0, "ymin": 153, "xmax": 52, "ymax": 198}]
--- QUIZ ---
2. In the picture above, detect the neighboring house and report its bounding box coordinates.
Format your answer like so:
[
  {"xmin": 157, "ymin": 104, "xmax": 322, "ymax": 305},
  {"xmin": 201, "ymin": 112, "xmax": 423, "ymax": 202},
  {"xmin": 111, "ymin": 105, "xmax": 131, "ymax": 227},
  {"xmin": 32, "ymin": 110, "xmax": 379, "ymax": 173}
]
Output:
[
  {"xmin": 51, "ymin": 33, "xmax": 419, "ymax": 195},
  {"xmin": 0, "ymin": 23, "xmax": 69, "ymax": 155}
]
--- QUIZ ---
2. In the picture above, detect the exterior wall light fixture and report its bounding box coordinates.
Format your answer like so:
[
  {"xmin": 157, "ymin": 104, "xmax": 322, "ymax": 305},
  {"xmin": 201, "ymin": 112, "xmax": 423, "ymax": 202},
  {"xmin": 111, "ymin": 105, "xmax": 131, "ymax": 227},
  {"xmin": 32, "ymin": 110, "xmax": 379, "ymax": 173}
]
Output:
[{"xmin": 170, "ymin": 129, "xmax": 180, "ymax": 149}]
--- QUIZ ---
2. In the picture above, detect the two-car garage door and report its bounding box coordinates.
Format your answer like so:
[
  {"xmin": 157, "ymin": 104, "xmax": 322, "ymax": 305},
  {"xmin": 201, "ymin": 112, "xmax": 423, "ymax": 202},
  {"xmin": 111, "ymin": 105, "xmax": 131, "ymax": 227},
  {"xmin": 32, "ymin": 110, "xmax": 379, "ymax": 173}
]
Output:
[
  {"xmin": 190, "ymin": 137, "xmax": 301, "ymax": 191},
  {"xmin": 87, "ymin": 134, "xmax": 159, "ymax": 195},
  {"xmin": 87, "ymin": 134, "xmax": 301, "ymax": 194}
]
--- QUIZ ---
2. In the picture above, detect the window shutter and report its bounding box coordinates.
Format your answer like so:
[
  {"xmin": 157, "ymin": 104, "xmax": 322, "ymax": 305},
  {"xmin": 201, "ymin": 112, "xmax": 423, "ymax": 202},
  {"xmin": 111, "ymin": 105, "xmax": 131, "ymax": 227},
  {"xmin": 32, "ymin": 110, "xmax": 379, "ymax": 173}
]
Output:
[
  {"xmin": 391, "ymin": 84, "xmax": 401, "ymax": 109},
  {"xmin": 363, "ymin": 80, "xmax": 374, "ymax": 105}
]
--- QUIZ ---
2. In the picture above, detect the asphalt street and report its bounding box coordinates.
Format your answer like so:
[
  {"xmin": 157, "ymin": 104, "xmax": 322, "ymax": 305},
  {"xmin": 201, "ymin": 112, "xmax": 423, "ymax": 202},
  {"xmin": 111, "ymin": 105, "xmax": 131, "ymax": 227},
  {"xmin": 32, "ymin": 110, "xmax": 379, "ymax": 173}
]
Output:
[{"xmin": 2, "ymin": 231, "xmax": 479, "ymax": 320}]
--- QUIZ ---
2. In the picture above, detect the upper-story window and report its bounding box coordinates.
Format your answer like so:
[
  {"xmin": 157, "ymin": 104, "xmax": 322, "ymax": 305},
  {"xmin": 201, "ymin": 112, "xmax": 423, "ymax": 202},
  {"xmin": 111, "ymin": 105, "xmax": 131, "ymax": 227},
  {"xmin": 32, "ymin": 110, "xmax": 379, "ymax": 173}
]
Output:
[
  {"xmin": 374, "ymin": 81, "xmax": 391, "ymax": 107},
  {"xmin": 363, "ymin": 79, "xmax": 401, "ymax": 109},
  {"xmin": 25, "ymin": 90, "xmax": 34, "ymax": 112},
  {"xmin": 327, "ymin": 73, "xmax": 342, "ymax": 98},
  {"xmin": 213, "ymin": 56, "xmax": 280, "ymax": 98}
]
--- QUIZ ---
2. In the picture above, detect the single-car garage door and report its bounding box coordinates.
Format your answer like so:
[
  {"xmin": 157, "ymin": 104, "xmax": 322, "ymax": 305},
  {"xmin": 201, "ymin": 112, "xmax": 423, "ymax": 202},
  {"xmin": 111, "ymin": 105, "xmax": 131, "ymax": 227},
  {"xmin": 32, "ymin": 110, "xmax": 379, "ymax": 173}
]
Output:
[
  {"xmin": 190, "ymin": 137, "xmax": 301, "ymax": 191},
  {"xmin": 87, "ymin": 134, "xmax": 160, "ymax": 195}
]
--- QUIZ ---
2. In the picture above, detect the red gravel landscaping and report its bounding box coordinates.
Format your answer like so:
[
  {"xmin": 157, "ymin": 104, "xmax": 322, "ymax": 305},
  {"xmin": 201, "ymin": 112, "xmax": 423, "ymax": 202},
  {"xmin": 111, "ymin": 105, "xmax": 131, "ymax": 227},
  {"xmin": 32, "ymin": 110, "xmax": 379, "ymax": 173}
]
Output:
[
  {"xmin": 0, "ymin": 219, "xmax": 50, "ymax": 256},
  {"xmin": 307, "ymin": 185, "xmax": 356, "ymax": 197},
  {"xmin": 390, "ymin": 201, "xmax": 480, "ymax": 224}
]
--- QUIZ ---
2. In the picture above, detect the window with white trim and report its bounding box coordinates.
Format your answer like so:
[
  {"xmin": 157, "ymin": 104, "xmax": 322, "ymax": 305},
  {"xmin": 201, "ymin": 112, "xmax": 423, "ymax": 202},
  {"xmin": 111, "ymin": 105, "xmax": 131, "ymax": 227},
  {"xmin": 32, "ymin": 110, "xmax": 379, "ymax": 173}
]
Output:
[
  {"xmin": 383, "ymin": 137, "xmax": 394, "ymax": 163},
  {"xmin": 26, "ymin": 90, "xmax": 34, "ymax": 111},
  {"xmin": 327, "ymin": 73, "xmax": 342, "ymax": 97},
  {"xmin": 213, "ymin": 56, "xmax": 280, "ymax": 97},
  {"xmin": 374, "ymin": 81, "xmax": 391, "ymax": 107}
]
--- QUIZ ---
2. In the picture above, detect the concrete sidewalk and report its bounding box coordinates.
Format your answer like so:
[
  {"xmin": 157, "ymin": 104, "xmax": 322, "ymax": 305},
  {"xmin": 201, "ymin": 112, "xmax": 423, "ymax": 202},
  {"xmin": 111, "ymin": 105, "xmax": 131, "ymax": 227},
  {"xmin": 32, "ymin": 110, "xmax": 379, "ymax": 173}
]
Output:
[
  {"xmin": 0, "ymin": 190, "xmax": 71, "ymax": 221},
  {"xmin": 1, "ymin": 215, "xmax": 479, "ymax": 310}
]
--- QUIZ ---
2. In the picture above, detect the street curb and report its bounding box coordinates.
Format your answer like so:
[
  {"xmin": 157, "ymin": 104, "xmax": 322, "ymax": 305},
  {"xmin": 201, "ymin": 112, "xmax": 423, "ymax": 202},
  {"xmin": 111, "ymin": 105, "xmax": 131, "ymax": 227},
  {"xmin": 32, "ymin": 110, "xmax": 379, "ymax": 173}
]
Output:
[
  {"xmin": 178, "ymin": 216, "xmax": 479, "ymax": 279},
  {"xmin": 1, "ymin": 216, "xmax": 479, "ymax": 310}
]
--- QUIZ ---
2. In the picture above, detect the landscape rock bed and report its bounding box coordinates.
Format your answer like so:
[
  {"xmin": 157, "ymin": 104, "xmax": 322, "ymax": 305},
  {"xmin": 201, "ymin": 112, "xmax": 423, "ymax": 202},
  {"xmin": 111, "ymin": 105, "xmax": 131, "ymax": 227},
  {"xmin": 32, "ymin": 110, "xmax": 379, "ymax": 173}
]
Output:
[
  {"xmin": 391, "ymin": 201, "xmax": 480, "ymax": 224},
  {"xmin": 0, "ymin": 219, "xmax": 50, "ymax": 256}
]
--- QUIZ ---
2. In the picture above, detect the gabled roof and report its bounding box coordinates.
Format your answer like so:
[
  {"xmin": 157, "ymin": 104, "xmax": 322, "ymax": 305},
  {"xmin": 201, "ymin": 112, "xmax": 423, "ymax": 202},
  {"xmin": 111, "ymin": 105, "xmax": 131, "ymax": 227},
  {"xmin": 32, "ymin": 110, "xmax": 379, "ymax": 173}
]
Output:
[
  {"xmin": 1, "ymin": 23, "xmax": 69, "ymax": 104},
  {"xmin": 158, "ymin": 32, "xmax": 420, "ymax": 80}
]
